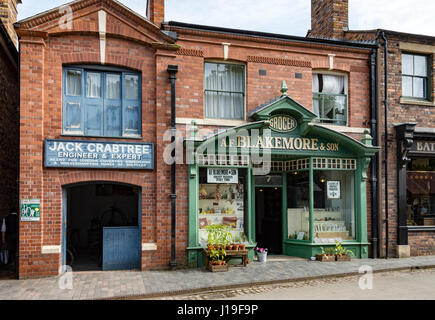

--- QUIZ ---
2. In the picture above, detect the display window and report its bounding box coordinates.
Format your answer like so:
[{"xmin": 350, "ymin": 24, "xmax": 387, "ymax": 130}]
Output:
[
  {"xmin": 198, "ymin": 167, "xmax": 248, "ymax": 246},
  {"xmin": 407, "ymin": 158, "xmax": 435, "ymax": 226}
]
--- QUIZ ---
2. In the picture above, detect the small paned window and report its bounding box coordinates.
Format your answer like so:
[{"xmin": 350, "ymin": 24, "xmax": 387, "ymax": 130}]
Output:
[
  {"xmin": 402, "ymin": 53, "xmax": 429, "ymax": 99},
  {"xmin": 312, "ymin": 73, "xmax": 348, "ymax": 126},
  {"xmin": 204, "ymin": 62, "xmax": 245, "ymax": 120},
  {"xmin": 63, "ymin": 67, "xmax": 142, "ymax": 138}
]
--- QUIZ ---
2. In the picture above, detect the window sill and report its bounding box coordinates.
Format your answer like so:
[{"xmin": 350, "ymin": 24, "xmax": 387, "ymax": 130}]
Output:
[
  {"xmin": 312, "ymin": 123, "xmax": 369, "ymax": 134},
  {"xmin": 400, "ymin": 97, "xmax": 435, "ymax": 107},
  {"xmin": 61, "ymin": 133, "xmax": 143, "ymax": 140}
]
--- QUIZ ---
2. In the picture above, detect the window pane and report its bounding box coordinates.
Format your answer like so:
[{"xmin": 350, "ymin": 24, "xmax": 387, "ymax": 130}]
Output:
[
  {"xmin": 402, "ymin": 76, "xmax": 413, "ymax": 97},
  {"xmin": 105, "ymin": 104, "xmax": 121, "ymax": 136},
  {"xmin": 321, "ymin": 74, "xmax": 345, "ymax": 94},
  {"xmin": 287, "ymin": 171, "xmax": 310, "ymax": 241},
  {"xmin": 86, "ymin": 103, "xmax": 102, "ymax": 132},
  {"xmin": 413, "ymin": 77, "xmax": 426, "ymax": 98},
  {"xmin": 313, "ymin": 171, "xmax": 355, "ymax": 242},
  {"xmin": 86, "ymin": 73, "xmax": 101, "ymax": 98},
  {"xmin": 125, "ymin": 75, "xmax": 139, "ymax": 100},
  {"xmin": 414, "ymin": 55, "xmax": 427, "ymax": 77},
  {"xmin": 106, "ymin": 74, "xmax": 121, "ymax": 99},
  {"xmin": 402, "ymin": 54, "xmax": 413, "ymax": 75},
  {"xmin": 65, "ymin": 102, "xmax": 81, "ymax": 129},
  {"xmin": 407, "ymin": 158, "xmax": 435, "ymax": 226},
  {"xmin": 125, "ymin": 105, "xmax": 140, "ymax": 131},
  {"xmin": 66, "ymin": 70, "xmax": 82, "ymax": 96},
  {"xmin": 204, "ymin": 63, "xmax": 218, "ymax": 91}
]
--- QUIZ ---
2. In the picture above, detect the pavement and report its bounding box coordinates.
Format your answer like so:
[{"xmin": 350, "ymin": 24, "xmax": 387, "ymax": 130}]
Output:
[{"xmin": 0, "ymin": 255, "xmax": 435, "ymax": 300}]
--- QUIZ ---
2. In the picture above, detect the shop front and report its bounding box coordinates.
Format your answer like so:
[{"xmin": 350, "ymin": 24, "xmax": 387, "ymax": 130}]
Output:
[
  {"xmin": 186, "ymin": 93, "xmax": 379, "ymax": 267},
  {"xmin": 396, "ymin": 124, "xmax": 435, "ymax": 256}
]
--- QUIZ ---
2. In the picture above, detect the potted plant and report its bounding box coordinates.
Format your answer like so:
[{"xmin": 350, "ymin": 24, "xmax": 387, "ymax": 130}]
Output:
[
  {"xmin": 208, "ymin": 248, "xmax": 228, "ymax": 272},
  {"xmin": 334, "ymin": 241, "xmax": 353, "ymax": 261},
  {"xmin": 255, "ymin": 247, "xmax": 268, "ymax": 262},
  {"xmin": 316, "ymin": 247, "xmax": 335, "ymax": 262}
]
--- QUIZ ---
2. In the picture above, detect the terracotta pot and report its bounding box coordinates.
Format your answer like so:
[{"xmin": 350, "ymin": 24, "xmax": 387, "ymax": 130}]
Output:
[
  {"xmin": 207, "ymin": 245, "xmax": 213, "ymax": 251},
  {"xmin": 239, "ymin": 244, "xmax": 246, "ymax": 250},
  {"xmin": 232, "ymin": 244, "xmax": 239, "ymax": 250},
  {"xmin": 226, "ymin": 245, "xmax": 233, "ymax": 250}
]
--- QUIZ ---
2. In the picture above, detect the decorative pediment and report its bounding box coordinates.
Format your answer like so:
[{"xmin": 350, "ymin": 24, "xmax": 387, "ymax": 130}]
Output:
[{"xmin": 16, "ymin": 0, "xmax": 175, "ymax": 45}]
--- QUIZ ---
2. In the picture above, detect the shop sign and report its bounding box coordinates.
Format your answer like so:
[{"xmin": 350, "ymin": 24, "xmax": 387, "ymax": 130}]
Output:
[
  {"xmin": 21, "ymin": 199, "xmax": 40, "ymax": 222},
  {"xmin": 269, "ymin": 114, "xmax": 297, "ymax": 133},
  {"xmin": 411, "ymin": 140, "xmax": 435, "ymax": 154},
  {"xmin": 327, "ymin": 181, "xmax": 341, "ymax": 200},
  {"xmin": 221, "ymin": 136, "xmax": 340, "ymax": 152},
  {"xmin": 207, "ymin": 168, "xmax": 238, "ymax": 184},
  {"xmin": 44, "ymin": 139, "xmax": 154, "ymax": 170}
]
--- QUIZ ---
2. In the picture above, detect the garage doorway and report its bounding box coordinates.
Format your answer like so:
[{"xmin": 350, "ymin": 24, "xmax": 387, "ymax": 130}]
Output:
[{"xmin": 62, "ymin": 182, "xmax": 141, "ymax": 271}]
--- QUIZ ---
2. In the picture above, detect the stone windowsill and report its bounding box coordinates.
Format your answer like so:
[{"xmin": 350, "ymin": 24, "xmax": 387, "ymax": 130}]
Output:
[{"xmin": 400, "ymin": 97, "xmax": 435, "ymax": 107}]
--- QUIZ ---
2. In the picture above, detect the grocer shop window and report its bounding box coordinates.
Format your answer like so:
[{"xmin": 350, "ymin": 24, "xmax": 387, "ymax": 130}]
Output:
[
  {"xmin": 198, "ymin": 167, "xmax": 248, "ymax": 246},
  {"xmin": 312, "ymin": 73, "xmax": 348, "ymax": 126},
  {"xmin": 402, "ymin": 53, "xmax": 430, "ymax": 100},
  {"xmin": 406, "ymin": 158, "xmax": 435, "ymax": 226},
  {"xmin": 63, "ymin": 67, "xmax": 142, "ymax": 138},
  {"xmin": 204, "ymin": 62, "xmax": 245, "ymax": 120}
]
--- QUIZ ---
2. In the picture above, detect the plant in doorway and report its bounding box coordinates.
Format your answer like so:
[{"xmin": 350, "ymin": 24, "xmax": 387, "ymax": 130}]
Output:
[
  {"xmin": 334, "ymin": 241, "xmax": 353, "ymax": 261},
  {"xmin": 208, "ymin": 248, "xmax": 228, "ymax": 272}
]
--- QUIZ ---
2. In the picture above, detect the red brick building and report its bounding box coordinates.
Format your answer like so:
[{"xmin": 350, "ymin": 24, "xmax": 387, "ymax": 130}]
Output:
[
  {"xmin": 309, "ymin": 0, "xmax": 435, "ymax": 258},
  {"xmin": 0, "ymin": 0, "xmax": 19, "ymax": 228},
  {"xmin": 16, "ymin": 0, "xmax": 377, "ymax": 278}
]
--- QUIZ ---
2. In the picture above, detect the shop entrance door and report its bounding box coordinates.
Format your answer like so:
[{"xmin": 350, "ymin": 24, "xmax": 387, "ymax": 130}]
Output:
[{"xmin": 255, "ymin": 187, "xmax": 283, "ymax": 254}]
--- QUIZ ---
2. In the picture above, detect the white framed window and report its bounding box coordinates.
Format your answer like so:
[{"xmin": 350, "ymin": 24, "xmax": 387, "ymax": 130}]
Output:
[
  {"xmin": 204, "ymin": 62, "xmax": 245, "ymax": 120},
  {"xmin": 312, "ymin": 72, "xmax": 348, "ymax": 126},
  {"xmin": 402, "ymin": 53, "xmax": 430, "ymax": 100}
]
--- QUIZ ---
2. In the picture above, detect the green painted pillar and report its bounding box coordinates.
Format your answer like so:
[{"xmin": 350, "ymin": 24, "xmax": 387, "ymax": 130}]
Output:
[{"xmin": 309, "ymin": 157, "xmax": 314, "ymax": 242}]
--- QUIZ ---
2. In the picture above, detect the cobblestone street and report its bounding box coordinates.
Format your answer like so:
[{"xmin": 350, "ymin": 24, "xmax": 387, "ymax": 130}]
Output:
[{"xmin": 151, "ymin": 268, "xmax": 435, "ymax": 300}]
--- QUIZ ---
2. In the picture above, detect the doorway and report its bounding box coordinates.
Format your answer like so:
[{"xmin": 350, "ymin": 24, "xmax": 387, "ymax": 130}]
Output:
[
  {"xmin": 255, "ymin": 187, "xmax": 283, "ymax": 254},
  {"xmin": 63, "ymin": 183, "xmax": 141, "ymax": 271}
]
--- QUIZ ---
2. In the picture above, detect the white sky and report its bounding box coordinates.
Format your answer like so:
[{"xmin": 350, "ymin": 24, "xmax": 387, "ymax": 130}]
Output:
[{"xmin": 17, "ymin": 0, "xmax": 435, "ymax": 37}]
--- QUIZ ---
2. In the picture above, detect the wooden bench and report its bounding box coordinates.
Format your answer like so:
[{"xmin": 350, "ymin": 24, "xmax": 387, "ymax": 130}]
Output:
[{"xmin": 204, "ymin": 249, "xmax": 249, "ymax": 269}]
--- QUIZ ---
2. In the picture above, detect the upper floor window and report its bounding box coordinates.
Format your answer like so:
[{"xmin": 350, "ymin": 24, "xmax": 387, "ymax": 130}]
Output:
[
  {"xmin": 402, "ymin": 53, "xmax": 429, "ymax": 100},
  {"xmin": 312, "ymin": 73, "xmax": 347, "ymax": 126},
  {"xmin": 204, "ymin": 62, "xmax": 245, "ymax": 120},
  {"xmin": 63, "ymin": 67, "xmax": 142, "ymax": 138}
]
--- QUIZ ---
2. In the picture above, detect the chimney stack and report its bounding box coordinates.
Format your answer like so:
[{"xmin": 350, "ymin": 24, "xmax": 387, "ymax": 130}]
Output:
[
  {"xmin": 0, "ymin": 0, "xmax": 21, "ymax": 47},
  {"xmin": 308, "ymin": 0, "xmax": 348, "ymax": 39},
  {"xmin": 147, "ymin": 0, "xmax": 164, "ymax": 28}
]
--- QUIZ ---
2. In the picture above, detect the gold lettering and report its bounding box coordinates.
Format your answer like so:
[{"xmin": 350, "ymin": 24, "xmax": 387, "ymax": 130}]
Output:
[
  {"xmin": 264, "ymin": 136, "xmax": 274, "ymax": 149},
  {"xmin": 417, "ymin": 142, "xmax": 423, "ymax": 151},
  {"xmin": 311, "ymin": 139, "xmax": 319, "ymax": 150},
  {"xmin": 220, "ymin": 139, "xmax": 227, "ymax": 148},
  {"xmin": 294, "ymin": 138, "xmax": 303, "ymax": 150},
  {"xmin": 283, "ymin": 137, "xmax": 293, "ymax": 150},
  {"xmin": 275, "ymin": 137, "xmax": 282, "ymax": 149},
  {"xmin": 237, "ymin": 136, "xmax": 247, "ymax": 148},
  {"xmin": 303, "ymin": 138, "xmax": 311, "ymax": 150}
]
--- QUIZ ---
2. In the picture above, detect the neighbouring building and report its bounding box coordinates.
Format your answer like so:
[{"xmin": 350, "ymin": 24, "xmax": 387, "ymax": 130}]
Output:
[
  {"xmin": 16, "ymin": 0, "xmax": 378, "ymax": 278},
  {"xmin": 309, "ymin": 0, "xmax": 435, "ymax": 258},
  {"xmin": 0, "ymin": 0, "xmax": 19, "ymax": 236}
]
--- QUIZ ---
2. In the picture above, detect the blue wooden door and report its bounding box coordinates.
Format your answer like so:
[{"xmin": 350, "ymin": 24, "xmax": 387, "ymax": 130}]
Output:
[{"xmin": 102, "ymin": 227, "xmax": 141, "ymax": 271}]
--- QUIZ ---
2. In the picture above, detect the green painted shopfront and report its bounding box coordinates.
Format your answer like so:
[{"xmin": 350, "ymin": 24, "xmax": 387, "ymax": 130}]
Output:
[{"xmin": 185, "ymin": 89, "xmax": 379, "ymax": 266}]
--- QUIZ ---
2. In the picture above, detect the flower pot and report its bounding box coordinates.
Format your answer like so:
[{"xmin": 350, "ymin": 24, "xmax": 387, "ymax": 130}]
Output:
[
  {"xmin": 208, "ymin": 264, "xmax": 229, "ymax": 272},
  {"xmin": 316, "ymin": 254, "xmax": 335, "ymax": 262},
  {"xmin": 226, "ymin": 245, "xmax": 233, "ymax": 250},
  {"xmin": 258, "ymin": 252, "xmax": 267, "ymax": 263},
  {"xmin": 232, "ymin": 244, "xmax": 239, "ymax": 250},
  {"xmin": 239, "ymin": 244, "xmax": 246, "ymax": 250},
  {"xmin": 336, "ymin": 254, "xmax": 351, "ymax": 262}
]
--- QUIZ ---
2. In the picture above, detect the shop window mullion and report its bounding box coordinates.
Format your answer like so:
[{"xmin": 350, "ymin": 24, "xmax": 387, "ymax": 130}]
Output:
[{"xmin": 309, "ymin": 157, "xmax": 314, "ymax": 243}]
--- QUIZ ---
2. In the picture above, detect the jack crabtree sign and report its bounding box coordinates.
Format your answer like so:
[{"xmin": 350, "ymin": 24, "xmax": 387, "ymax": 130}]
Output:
[
  {"xmin": 21, "ymin": 199, "xmax": 40, "ymax": 222},
  {"xmin": 44, "ymin": 139, "xmax": 154, "ymax": 170}
]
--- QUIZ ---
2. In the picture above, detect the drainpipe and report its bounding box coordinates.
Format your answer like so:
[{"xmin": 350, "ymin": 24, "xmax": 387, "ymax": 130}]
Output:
[
  {"xmin": 380, "ymin": 31, "xmax": 389, "ymax": 259},
  {"xmin": 369, "ymin": 49, "xmax": 378, "ymax": 259},
  {"xmin": 167, "ymin": 65, "xmax": 178, "ymax": 270}
]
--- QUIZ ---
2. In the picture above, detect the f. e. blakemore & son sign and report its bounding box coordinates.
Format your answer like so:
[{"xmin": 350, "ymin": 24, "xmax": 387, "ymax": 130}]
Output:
[{"xmin": 44, "ymin": 139, "xmax": 154, "ymax": 170}]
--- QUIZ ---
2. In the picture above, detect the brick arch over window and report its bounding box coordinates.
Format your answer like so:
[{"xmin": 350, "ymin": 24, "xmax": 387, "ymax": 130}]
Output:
[
  {"xmin": 60, "ymin": 53, "xmax": 144, "ymax": 71},
  {"xmin": 58, "ymin": 171, "xmax": 144, "ymax": 188}
]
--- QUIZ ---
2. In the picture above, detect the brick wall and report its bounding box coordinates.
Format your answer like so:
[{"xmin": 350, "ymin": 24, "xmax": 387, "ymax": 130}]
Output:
[
  {"xmin": 409, "ymin": 231, "xmax": 435, "ymax": 256},
  {"xmin": 0, "ymin": 30, "xmax": 18, "ymax": 224},
  {"xmin": 0, "ymin": 0, "xmax": 19, "ymax": 47},
  {"xmin": 17, "ymin": 1, "xmax": 374, "ymax": 278},
  {"xmin": 309, "ymin": 0, "xmax": 348, "ymax": 39}
]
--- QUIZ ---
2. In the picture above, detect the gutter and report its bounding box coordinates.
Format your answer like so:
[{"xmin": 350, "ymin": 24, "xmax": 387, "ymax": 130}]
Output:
[
  {"xmin": 167, "ymin": 65, "xmax": 178, "ymax": 270},
  {"xmin": 380, "ymin": 31, "xmax": 389, "ymax": 259},
  {"xmin": 369, "ymin": 49, "xmax": 379, "ymax": 259},
  {"xmin": 166, "ymin": 21, "xmax": 377, "ymax": 50}
]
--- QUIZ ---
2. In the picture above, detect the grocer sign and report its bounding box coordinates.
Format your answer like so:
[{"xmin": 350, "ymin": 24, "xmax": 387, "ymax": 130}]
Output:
[
  {"xmin": 44, "ymin": 139, "xmax": 154, "ymax": 170},
  {"xmin": 207, "ymin": 168, "xmax": 238, "ymax": 184},
  {"xmin": 269, "ymin": 114, "xmax": 297, "ymax": 133}
]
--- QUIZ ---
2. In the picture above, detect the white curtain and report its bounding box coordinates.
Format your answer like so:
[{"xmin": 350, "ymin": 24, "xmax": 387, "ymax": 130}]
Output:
[
  {"xmin": 66, "ymin": 70, "xmax": 82, "ymax": 96},
  {"xmin": 312, "ymin": 75, "xmax": 320, "ymax": 116},
  {"xmin": 205, "ymin": 63, "xmax": 244, "ymax": 119},
  {"xmin": 313, "ymin": 74, "xmax": 345, "ymax": 121},
  {"xmin": 86, "ymin": 73, "xmax": 101, "ymax": 98},
  {"xmin": 106, "ymin": 74, "xmax": 121, "ymax": 99},
  {"xmin": 125, "ymin": 75, "xmax": 139, "ymax": 100}
]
